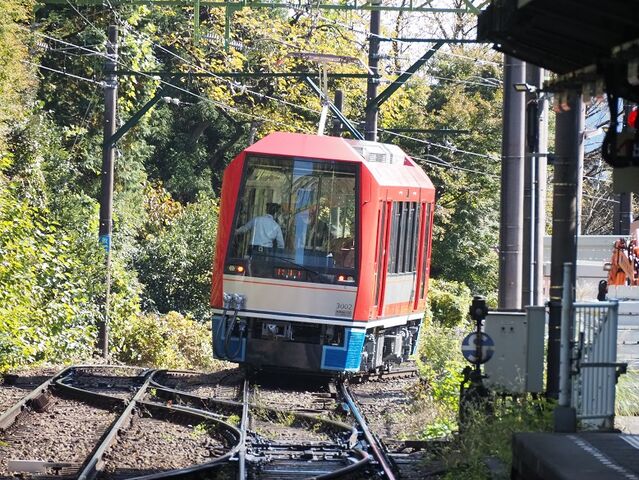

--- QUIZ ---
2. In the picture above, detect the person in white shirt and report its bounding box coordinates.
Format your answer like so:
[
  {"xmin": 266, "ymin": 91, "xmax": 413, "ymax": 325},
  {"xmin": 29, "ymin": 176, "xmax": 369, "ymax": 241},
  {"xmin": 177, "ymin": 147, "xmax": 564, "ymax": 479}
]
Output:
[{"xmin": 235, "ymin": 203, "xmax": 285, "ymax": 254}]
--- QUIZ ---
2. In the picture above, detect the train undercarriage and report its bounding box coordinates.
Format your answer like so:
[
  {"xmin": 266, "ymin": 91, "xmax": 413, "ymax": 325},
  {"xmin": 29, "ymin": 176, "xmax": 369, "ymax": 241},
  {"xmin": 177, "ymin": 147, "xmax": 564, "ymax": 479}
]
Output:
[{"xmin": 213, "ymin": 308, "xmax": 421, "ymax": 374}]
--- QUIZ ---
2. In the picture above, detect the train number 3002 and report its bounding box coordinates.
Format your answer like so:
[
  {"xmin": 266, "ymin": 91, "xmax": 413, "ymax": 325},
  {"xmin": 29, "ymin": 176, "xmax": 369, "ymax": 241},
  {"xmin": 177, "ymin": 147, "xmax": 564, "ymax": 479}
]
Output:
[{"xmin": 335, "ymin": 303, "xmax": 353, "ymax": 317}]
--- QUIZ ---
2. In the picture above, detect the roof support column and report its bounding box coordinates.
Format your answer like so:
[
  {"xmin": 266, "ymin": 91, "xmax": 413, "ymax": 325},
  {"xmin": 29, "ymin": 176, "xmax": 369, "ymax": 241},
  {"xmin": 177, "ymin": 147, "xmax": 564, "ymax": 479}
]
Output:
[
  {"xmin": 546, "ymin": 91, "xmax": 584, "ymax": 399},
  {"xmin": 498, "ymin": 55, "xmax": 526, "ymax": 309},
  {"xmin": 522, "ymin": 65, "xmax": 548, "ymax": 307}
]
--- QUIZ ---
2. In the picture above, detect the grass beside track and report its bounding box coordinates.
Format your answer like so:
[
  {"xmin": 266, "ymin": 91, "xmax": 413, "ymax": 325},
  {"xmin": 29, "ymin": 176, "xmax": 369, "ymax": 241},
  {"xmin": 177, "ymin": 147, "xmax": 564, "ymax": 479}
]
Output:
[{"xmin": 617, "ymin": 369, "xmax": 639, "ymax": 416}]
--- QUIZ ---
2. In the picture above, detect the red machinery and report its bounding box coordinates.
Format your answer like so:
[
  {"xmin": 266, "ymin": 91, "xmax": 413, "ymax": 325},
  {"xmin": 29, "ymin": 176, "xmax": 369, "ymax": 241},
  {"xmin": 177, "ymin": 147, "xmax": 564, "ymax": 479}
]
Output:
[
  {"xmin": 210, "ymin": 132, "xmax": 435, "ymax": 372},
  {"xmin": 607, "ymin": 238, "xmax": 639, "ymax": 287}
]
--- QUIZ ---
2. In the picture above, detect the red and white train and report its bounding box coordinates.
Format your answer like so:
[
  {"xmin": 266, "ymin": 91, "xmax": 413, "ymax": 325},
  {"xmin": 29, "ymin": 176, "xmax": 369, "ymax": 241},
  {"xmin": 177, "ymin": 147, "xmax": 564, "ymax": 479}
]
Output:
[{"xmin": 210, "ymin": 132, "xmax": 435, "ymax": 373}]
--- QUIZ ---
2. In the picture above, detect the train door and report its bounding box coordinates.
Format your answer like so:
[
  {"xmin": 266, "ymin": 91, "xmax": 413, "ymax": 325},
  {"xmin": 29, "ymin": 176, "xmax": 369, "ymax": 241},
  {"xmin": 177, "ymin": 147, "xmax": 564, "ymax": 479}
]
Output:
[
  {"xmin": 374, "ymin": 200, "xmax": 391, "ymax": 316},
  {"xmin": 407, "ymin": 202, "xmax": 420, "ymax": 305},
  {"xmin": 414, "ymin": 202, "xmax": 433, "ymax": 308}
]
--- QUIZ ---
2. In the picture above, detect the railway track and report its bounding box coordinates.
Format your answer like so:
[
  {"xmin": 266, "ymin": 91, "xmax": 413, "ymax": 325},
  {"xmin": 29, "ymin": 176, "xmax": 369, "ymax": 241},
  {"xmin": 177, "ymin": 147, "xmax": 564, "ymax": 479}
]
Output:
[{"xmin": 0, "ymin": 365, "xmax": 433, "ymax": 479}]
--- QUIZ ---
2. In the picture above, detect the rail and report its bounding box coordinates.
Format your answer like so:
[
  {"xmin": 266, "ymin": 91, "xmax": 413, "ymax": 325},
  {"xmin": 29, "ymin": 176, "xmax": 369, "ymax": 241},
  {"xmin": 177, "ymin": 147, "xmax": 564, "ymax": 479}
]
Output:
[
  {"xmin": 1, "ymin": 367, "xmax": 405, "ymax": 479},
  {"xmin": 340, "ymin": 382, "xmax": 397, "ymax": 480},
  {"xmin": 1, "ymin": 366, "xmax": 243, "ymax": 480}
]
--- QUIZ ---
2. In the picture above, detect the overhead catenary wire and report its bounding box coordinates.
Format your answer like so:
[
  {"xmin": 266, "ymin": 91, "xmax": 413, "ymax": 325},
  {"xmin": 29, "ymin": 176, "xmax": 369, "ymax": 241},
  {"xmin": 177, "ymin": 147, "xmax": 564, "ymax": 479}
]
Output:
[
  {"xmin": 380, "ymin": 128, "xmax": 501, "ymax": 162},
  {"xmin": 69, "ymin": 2, "xmax": 501, "ymax": 105},
  {"xmin": 32, "ymin": 36, "xmax": 500, "ymax": 176},
  {"xmin": 378, "ymin": 68, "xmax": 501, "ymax": 89},
  {"xmin": 96, "ymin": 3, "xmax": 324, "ymax": 116},
  {"xmin": 59, "ymin": 1, "xmax": 324, "ymax": 119},
  {"xmin": 66, "ymin": 0, "xmax": 101, "ymax": 30},
  {"xmin": 37, "ymin": 0, "xmax": 317, "ymax": 130},
  {"xmin": 25, "ymin": 26, "xmax": 109, "ymax": 58},
  {"xmin": 32, "ymin": 33, "xmax": 498, "ymax": 178},
  {"xmin": 23, "ymin": 59, "xmax": 104, "ymax": 86},
  {"xmin": 410, "ymin": 152, "xmax": 499, "ymax": 178},
  {"xmin": 43, "ymin": 4, "xmax": 506, "ymax": 159},
  {"xmin": 28, "ymin": 29, "xmax": 313, "ymax": 132},
  {"xmin": 312, "ymin": 11, "xmax": 502, "ymax": 65},
  {"xmin": 33, "ymin": 30, "xmax": 503, "ymax": 161},
  {"xmin": 30, "ymin": 31, "xmax": 502, "ymax": 179}
]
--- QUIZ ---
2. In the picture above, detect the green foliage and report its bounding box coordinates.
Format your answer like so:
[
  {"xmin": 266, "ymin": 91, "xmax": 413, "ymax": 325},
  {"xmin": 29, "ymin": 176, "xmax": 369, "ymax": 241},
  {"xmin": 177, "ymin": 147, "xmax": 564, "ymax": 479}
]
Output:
[
  {"xmin": 0, "ymin": 0, "xmax": 35, "ymax": 152},
  {"xmin": 427, "ymin": 278, "xmax": 473, "ymax": 327},
  {"xmin": 111, "ymin": 311, "xmax": 219, "ymax": 370},
  {"xmin": 0, "ymin": 3, "xmax": 505, "ymax": 375},
  {"xmin": 415, "ymin": 317, "xmax": 468, "ymax": 438},
  {"xmin": 443, "ymin": 397, "xmax": 553, "ymax": 479},
  {"xmin": 390, "ymin": 46, "xmax": 503, "ymax": 296},
  {"xmin": 0, "ymin": 169, "xmax": 100, "ymax": 370},
  {"xmin": 135, "ymin": 192, "xmax": 219, "ymax": 318}
]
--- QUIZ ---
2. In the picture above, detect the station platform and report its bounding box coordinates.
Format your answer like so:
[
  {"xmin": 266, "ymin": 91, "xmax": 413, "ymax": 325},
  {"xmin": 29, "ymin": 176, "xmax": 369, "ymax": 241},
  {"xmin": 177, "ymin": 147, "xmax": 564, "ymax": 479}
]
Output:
[{"xmin": 512, "ymin": 432, "xmax": 639, "ymax": 480}]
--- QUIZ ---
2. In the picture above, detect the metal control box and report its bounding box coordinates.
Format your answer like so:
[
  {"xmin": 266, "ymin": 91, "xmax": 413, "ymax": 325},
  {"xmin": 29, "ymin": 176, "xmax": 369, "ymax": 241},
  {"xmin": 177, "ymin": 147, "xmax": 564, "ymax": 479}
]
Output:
[{"xmin": 484, "ymin": 307, "xmax": 545, "ymax": 393}]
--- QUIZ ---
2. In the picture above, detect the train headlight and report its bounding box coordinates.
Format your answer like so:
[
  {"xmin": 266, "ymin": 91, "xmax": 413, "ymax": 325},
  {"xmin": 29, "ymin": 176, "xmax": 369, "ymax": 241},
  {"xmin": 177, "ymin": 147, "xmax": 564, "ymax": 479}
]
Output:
[
  {"xmin": 336, "ymin": 274, "xmax": 354, "ymax": 282},
  {"xmin": 226, "ymin": 263, "xmax": 246, "ymax": 275}
]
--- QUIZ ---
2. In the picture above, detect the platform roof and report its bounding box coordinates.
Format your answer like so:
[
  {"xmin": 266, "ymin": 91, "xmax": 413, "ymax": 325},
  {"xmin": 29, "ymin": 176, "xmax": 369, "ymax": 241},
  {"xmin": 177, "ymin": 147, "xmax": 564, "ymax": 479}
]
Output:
[{"xmin": 477, "ymin": 0, "xmax": 639, "ymax": 75}]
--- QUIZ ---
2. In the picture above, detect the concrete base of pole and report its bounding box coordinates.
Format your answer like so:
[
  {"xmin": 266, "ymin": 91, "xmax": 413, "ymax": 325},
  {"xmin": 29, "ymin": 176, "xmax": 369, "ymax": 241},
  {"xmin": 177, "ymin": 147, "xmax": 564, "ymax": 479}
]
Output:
[{"xmin": 553, "ymin": 406, "xmax": 577, "ymax": 433}]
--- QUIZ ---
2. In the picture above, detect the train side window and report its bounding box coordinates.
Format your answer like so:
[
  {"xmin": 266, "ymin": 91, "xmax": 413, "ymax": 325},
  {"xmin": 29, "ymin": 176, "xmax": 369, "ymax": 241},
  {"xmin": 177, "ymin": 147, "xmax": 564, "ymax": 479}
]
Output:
[
  {"xmin": 387, "ymin": 201, "xmax": 421, "ymax": 275},
  {"xmin": 420, "ymin": 203, "xmax": 432, "ymax": 299},
  {"xmin": 402, "ymin": 202, "xmax": 412, "ymax": 272},
  {"xmin": 410, "ymin": 203, "xmax": 420, "ymax": 272},
  {"xmin": 388, "ymin": 202, "xmax": 399, "ymax": 273}
]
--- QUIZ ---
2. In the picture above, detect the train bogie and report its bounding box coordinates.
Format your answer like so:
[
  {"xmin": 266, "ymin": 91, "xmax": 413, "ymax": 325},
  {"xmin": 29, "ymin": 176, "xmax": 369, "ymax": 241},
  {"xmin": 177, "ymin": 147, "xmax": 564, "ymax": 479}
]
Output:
[{"xmin": 210, "ymin": 132, "xmax": 435, "ymax": 373}]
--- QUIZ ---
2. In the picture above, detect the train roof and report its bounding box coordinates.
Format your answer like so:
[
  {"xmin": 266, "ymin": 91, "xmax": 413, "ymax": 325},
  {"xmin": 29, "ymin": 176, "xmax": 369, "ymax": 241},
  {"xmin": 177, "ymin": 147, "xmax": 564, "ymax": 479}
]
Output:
[{"xmin": 243, "ymin": 132, "xmax": 434, "ymax": 190}]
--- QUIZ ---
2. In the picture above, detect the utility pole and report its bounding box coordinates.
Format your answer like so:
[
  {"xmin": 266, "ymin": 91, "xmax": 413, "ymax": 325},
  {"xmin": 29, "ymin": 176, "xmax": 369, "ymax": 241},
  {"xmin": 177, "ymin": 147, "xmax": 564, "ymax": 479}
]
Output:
[
  {"xmin": 522, "ymin": 65, "xmax": 548, "ymax": 306},
  {"xmin": 498, "ymin": 56, "xmax": 526, "ymax": 309},
  {"xmin": 98, "ymin": 25, "xmax": 118, "ymax": 359},
  {"xmin": 614, "ymin": 101, "xmax": 634, "ymax": 235},
  {"xmin": 364, "ymin": 1, "xmax": 381, "ymax": 141},
  {"xmin": 615, "ymin": 193, "xmax": 633, "ymax": 235},
  {"xmin": 546, "ymin": 91, "xmax": 584, "ymax": 399},
  {"xmin": 331, "ymin": 90, "xmax": 344, "ymax": 136}
]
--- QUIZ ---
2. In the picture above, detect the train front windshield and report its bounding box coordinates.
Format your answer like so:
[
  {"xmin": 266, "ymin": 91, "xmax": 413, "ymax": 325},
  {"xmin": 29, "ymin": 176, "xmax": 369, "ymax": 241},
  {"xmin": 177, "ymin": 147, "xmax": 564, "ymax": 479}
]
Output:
[{"xmin": 227, "ymin": 155, "xmax": 358, "ymax": 285}]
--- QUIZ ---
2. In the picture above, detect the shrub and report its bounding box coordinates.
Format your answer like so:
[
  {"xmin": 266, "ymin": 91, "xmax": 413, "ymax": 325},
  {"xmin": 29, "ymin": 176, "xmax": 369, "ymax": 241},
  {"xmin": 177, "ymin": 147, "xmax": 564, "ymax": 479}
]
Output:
[
  {"xmin": 0, "ymin": 168, "xmax": 100, "ymax": 370},
  {"xmin": 442, "ymin": 396, "xmax": 553, "ymax": 479},
  {"xmin": 135, "ymin": 194, "xmax": 219, "ymax": 319},
  {"xmin": 617, "ymin": 370, "xmax": 639, "ymax": 416},
  {"xmin": 111, "ymin": 311, "xmax": 221, "ymax": 370},
  {"xmin": 415, "ymin": 317, "xmax": 468, "ymax": 438},
  {"xmin": 427, "ymin": 278, "xmax": 473, "ymax": 327}
]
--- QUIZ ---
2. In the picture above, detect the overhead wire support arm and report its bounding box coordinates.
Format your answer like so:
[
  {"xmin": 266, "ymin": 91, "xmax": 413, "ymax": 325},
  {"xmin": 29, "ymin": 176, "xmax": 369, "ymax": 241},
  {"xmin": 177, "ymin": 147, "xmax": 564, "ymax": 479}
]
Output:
[
  {"xmin": 107, "ymin": 76, "xmax": 179, "ymax": 148},
  {"xmin": 304, "ymin": 76, "xmax": 364, "ymax": 140},
  {"xmin": 367, "ymin": 41, "xmax": 444, "ymax": 111}
]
